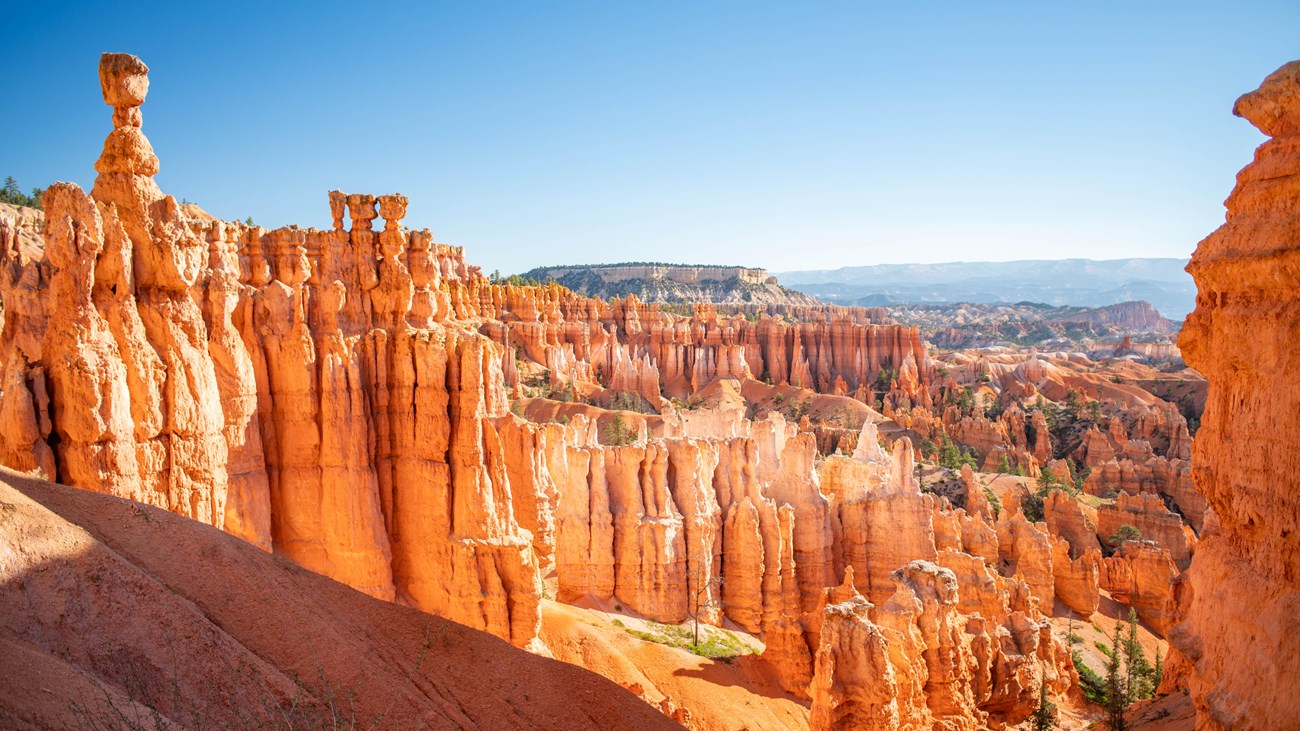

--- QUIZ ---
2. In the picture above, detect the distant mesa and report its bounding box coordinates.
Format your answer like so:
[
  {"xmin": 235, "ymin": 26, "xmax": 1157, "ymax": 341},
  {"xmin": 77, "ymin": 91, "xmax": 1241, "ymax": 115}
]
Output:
[{"xmin": 521, "ymin": 261, "xmax": 820, "ymax": 306}]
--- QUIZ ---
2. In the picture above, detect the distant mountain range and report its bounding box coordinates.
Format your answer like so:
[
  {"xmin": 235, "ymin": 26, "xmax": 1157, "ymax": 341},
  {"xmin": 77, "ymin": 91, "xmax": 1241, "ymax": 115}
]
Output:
[{"xmin": 775, "ymin": 258, "xmax": 1196, "ymax": 320}]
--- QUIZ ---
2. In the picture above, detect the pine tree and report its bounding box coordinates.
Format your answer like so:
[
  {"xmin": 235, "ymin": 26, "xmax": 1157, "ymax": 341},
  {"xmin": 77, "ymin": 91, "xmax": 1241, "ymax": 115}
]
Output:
[
  {"xmin": 1104, "ymin": 621, "xmax": 1128, "ymax": 731},
  {"xmin": 1153, "ymin": 646, "xmax": 1164, "ymax": 690},
  {"xmin": 2, "ymin": 176, "xmax": 20, "ymax": 202},
  {"xmin": 1123, "ymin": 607, "xmax": 1153, "ymax": 702},
  {"xmin": 1031, "ymin": 678, "xmax": 1057, "ymax": 731}
]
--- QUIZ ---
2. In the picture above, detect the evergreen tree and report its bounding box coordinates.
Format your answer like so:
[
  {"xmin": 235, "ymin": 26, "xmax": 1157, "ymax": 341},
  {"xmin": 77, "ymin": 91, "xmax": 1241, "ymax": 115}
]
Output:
[
  {"xmin": 2, "ymin": 176, "xmax": 19, "ymax": 202},
  {"xmin": 1031, "ymin": 679, "xmax": 1057, "ymax": 731},
  {"xmin": 1123, "ymin": 607, "xmax": 1154, "ymax": 702},
  {"xmin": 1104, "ymin": 621, "xmax": 1128, "ymax": 731},
  {"xmin": 997, "ymin": 453, "xmax": 1012, "ymax": 474}
]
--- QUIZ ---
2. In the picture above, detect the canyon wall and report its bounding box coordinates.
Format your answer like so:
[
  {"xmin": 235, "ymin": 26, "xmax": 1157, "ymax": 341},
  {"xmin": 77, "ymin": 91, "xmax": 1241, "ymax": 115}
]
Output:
[
  {"xmin": 1174, "ymin": 60, "xmax": 1300, "ymax": 728},
  {"xmin": 0, "ymin": 54, "xmax": 541, "ymax": 647},
  {"xmin": 0, "ymin": 51, "xmax": 1219, "ymax": 730}
]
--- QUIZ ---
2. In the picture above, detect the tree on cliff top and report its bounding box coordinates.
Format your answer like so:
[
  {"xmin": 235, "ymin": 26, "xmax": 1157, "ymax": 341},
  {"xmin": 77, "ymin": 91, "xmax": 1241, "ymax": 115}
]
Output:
[
  {"xmin": 601, "ymin": 412, "xmax": 635, "ymax": 446},
  {"xmin": 0, "ymin": 175, "xmax": 44, "ymax": 209},
  {"xmin": 1109, "ymin": 524, "xmax": 1141, "ymax": 546}
]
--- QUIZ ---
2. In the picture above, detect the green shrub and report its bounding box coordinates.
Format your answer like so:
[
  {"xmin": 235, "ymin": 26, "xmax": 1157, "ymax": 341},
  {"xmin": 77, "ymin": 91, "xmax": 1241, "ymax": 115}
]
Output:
[{"xmin": 1109, "ymin": 524, "xmax": 1142, "ymax": 546}]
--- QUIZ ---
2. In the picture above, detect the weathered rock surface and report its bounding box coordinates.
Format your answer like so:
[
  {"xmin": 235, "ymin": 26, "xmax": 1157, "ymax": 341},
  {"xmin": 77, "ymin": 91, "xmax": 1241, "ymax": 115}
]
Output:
[
  {"xmin": 0, "ymin": 54, "xmax": 540, "ymax": 647},
  {"xmin": 808, "ymin": 560, "xmax": 1075, "ymax": 731},
  {"xmin": 0, "ymin": 52, "xmax": 1120, "ymax": 730},
  {"xmin": 1174, "ymin": 60, "xmax": 1300, "ymax": 729},
  {"xmin": 1101, "ymin": 541, "xmax": 1179, "ymax": 636},
  {"xmin": 1097, "ymin": 490, "xmax": 1196, "ymax": 566}
]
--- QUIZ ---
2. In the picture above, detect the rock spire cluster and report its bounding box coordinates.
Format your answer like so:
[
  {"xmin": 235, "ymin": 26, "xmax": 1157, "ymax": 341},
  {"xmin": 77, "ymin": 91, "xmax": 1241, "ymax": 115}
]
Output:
[{"xmin": 8, "ymin": 51, "xmax": 1291, "ymax": 730}]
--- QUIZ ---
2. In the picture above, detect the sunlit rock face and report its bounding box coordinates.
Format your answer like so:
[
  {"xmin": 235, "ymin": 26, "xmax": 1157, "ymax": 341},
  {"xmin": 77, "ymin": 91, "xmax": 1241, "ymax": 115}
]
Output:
[
  {"xmin": 0, "ymin": 51, "xmax": 1161, "ymax": 730},
  {"xmin": 1172, "ymin": 59, "xmax": 1300, "ymax": 729},
  {"xmin": 0, "ymin": 53, "xmax": 540, "ymax": 647}
]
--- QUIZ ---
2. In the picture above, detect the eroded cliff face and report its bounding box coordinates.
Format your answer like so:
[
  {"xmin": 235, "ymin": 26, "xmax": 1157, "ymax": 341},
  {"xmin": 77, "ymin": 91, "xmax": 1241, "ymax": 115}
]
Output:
[
  {"xmin": 1174, "ymin": 60, "xmax": 1300, "ymax": 729},
  {"xmin": 0, "ymin": 52, "xmax": 1183, "ymax": 731},
  {"xmin": 0, "ymin": 54, "xmax": 540, "ymax": 647}
]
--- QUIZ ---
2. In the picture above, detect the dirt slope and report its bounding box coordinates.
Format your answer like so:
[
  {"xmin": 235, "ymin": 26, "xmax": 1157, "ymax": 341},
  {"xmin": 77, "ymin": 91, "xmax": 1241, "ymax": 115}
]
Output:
[
  {"xmin": 540, "ymin": 601, "xmax": 810, "ymax": 731},
  {"xmin": 0, "ymin": 467, "xmax": 682, "ymax": 730}
]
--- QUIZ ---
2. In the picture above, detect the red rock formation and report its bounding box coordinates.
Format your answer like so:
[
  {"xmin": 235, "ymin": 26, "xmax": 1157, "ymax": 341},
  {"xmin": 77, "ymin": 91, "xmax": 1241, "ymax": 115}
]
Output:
[
  {"xmin": 808, "ymin": 560, "xmax": 1074, "ymax": 731},
  {"xmin": 1097, "ymin": 491, "xmax": 1196, "ymax": 566},
  {"xmin": 0, "ymin": 54, "xmax": 541, "ymax": 647},
  {"xmin": 1052, "ymin": 541, "xmax": 1100, "ymax": 616},
  {"xmin": 1174, "ymin": 60, "xmax": 1300, "ymax": 728},
  {"xmin": 1044, "ymin": 488, "xmax": 1102, "ymax": 557},
  {"xmin": 995, "ymin": 515, "xmax": 1055, "ymax": 610},
  {"xmin": 1100, "ymin": 541, "xmax": 1178, "ymax": 636}
]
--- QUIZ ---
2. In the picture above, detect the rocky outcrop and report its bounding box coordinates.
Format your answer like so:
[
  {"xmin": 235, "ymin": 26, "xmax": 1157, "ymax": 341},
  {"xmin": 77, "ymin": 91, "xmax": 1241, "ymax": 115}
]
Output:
[
  {"xmin": 1100, "ymin": 541, "xmax": 1178, "ymax": 636},
  {"xmin": 521, "ymin": 263, "xmax": 822, "ymax": 307},
  {"xmin": 1174, "ymin": 60, "xmax": 1300, "ymax": 728},
  {"xmin": 0, "ymin": 54, "xmax": 541, "ymax": 647},
  {"xmin": 809, "ymin": 560, "xmax": 1074, "ymax": 731},
  {"xmin": 1052, "ymin": 541, "xmax": 1100, "ymax": 616},
  {"xmin": 995, "ymin": 514, "xmax": 1055, "ymax": 610},
  {"xmin": 1044, "ymin": 488, "xmax": 1101, "ymax": 557},
  {"xmin": 1097, "ymin": 491, "xmax": 1196, "ymax": 566}
]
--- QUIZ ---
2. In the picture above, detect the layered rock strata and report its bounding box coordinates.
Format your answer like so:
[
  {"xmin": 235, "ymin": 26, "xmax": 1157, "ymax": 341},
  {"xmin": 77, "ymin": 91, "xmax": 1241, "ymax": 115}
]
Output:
[
  {"xmin": 0, "ymin": 53, "xmax": 1130, "ymax": 729},
  {"xmin": 1174, "ymin": 60, "xmax": 1300, "ymax": 728},
  {"xmin": 0, "ymin": 54, "xmax": 539, "ymax": 647}
]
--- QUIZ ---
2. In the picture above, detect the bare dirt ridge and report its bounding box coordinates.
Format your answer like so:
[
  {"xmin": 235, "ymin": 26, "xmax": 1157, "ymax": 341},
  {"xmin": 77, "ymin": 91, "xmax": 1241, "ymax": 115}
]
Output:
[{"xmin": 0, "ymin": 467, "xmax": 683, "ymax": 731}]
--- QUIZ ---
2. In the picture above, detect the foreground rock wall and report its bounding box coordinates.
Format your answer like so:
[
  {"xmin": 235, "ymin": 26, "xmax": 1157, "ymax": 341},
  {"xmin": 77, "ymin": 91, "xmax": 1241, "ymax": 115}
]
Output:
[{"xmin": 1175, "ymin": 60, "xmax": 1300, "ymax": 729}]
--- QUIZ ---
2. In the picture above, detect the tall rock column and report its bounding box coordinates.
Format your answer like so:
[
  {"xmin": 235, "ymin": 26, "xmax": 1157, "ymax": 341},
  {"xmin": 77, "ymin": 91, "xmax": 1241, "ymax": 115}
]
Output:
[
  {"xmin": 39, "ymin": 184, "xmax": 141, "ymax": 496},
  {"xmin": 91, "ymin": 53, "xmax": 230, "ymax": 524},
  {"xmin": 1176, "ymin": 60, "xmax": 1300, "ymax": 729}
]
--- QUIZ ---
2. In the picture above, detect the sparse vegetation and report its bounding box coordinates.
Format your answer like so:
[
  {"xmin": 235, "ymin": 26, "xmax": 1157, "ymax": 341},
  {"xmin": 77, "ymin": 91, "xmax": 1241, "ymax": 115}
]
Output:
[
  {"xmin": 601, "ymin": 412, "xmax": 636, "ymax": 446},
  {"xmin": 1, "ymin": 175, "xmax": 44, "ymax": 209},
  {"xmin": 621, "ymin": 620, "xmax": 755, "ymax": 661},
  {"xmin": 610, "ymin": 390, "xmax": 653, "ymax": 414},
  {"xmin": 489, "ymin": 271, "xmax": 543, "ymax": 287},
  {"xmin": 984, "ymin": 487, "xmax": 1002, "ymax": 520},
  {"xmin": 1030, "ymin": 679, "xmax": 1057, "ymax": 731},
  {"xmin": 1109, "ymin": 524, "xmax": 1142, "ymax": 546},
  {"xmin": 1104, "ymin": 622, "xmax": 1129, "ymax": 731},
  {"xmin": 939, "ymin": 440, "xmax": 978, "ymax": 470},
  {"xmin": 1074, "ymin": 650, "xmax": 1107, "ymax": 705}
]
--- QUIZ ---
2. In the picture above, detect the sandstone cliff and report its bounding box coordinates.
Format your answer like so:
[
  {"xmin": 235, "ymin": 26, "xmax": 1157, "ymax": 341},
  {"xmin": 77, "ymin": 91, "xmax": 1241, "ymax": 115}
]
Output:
[
  {"xmin": 0, "ymin": 52, "xmax": 1193, "ymax": 730},
  {"xmin": 0, "ymin": 54, "xmax": 541, "ymax": 647},
  {"xmin": 1174, "ymin": 60, "xmax": 1300, "ymax": 729},
  {"xmin": 521, "ymin": 262, "xmax": 821, "ymax": 306}
]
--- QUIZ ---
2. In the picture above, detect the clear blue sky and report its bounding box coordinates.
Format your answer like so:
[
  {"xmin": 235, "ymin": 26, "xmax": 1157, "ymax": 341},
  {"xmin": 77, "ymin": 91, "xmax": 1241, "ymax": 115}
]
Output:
[{"xmin": 2, "ymin": 1, "xmax": 1296, "ymax": 274}]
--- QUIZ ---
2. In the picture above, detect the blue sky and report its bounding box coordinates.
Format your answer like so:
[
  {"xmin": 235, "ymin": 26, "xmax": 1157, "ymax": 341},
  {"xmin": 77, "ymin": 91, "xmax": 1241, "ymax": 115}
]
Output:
[{"xmin": 2, "ymin": 1, "xmax": 1296, "ymax": 274}]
